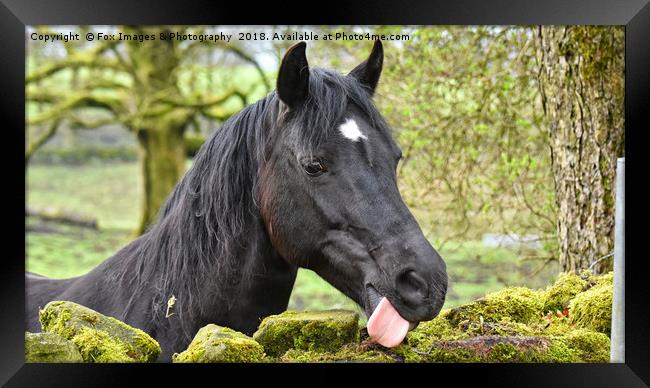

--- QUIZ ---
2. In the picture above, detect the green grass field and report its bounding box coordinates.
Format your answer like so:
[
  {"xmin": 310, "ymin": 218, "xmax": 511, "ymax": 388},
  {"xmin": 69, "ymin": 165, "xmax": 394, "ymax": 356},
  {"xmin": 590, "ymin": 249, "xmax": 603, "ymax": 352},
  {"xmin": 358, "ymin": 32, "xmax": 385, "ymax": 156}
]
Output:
[{"xmin": 26, "ymin": 161, "xmax": 558, "ymax": 324}]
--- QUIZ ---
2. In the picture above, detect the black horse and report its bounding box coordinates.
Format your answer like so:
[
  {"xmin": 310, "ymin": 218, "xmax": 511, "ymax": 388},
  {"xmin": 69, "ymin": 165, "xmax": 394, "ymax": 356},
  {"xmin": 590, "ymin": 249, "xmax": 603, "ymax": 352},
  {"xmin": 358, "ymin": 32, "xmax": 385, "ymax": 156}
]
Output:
[{"xmin": 26, "ymin": 40, "xmax": 448, "ymax": 361}]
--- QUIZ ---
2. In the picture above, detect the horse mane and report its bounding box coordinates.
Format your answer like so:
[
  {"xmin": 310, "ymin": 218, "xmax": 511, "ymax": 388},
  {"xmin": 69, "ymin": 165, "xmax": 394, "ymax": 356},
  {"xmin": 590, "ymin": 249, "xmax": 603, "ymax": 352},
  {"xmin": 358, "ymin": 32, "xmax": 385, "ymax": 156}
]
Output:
[{"xmin": 115, "ymin": 68, "xmax": 391, "ymax": 341}]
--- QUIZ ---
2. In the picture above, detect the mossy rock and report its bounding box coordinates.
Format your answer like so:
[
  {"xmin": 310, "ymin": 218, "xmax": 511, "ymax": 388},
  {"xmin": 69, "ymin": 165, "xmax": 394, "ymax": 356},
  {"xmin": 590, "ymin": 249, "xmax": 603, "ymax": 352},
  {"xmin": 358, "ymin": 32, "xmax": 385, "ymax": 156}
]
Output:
[
  {"xmin": 445, "ymin": 287, "xmax": 546, "ymax": 327},
  {"xmin": 569, "ymin": 272, "xmax": 613, "ymax": 335},
  {"xmin": 389, "ymin": 335, "xmax": 603, "ymax": 363},
  {"xmin": 71, "ymin": 327, "xmax": 138, "ymax": 363},
  {"xmin": 25, "ymin": 332, "xmax": 83, "ymax": 363},
  {"xmin": 280, "ymin": 330, "xmax": 610, "ymax": 363},
  {"xmin": 262, "ymin": 272, "xmax": 613, "ymax": 363},
  {"xmin": 380, "ymin": 279, "xmax": 611, "ymax": 363},
  {"xmin": 543, "ymin": 272, "xmax": 587, "ymax": 313},
  {"xmin": 172, "ymin": 324, "xmax": 265, "ymax": 363},
  {"xmin": 394, "ymin": 315, "xmax": 569, "ymax": 363},
  {"xmin": 39, "ymin": 301, "xmax": 160, "ymax": 362},
  {"xmin": 253, "ymin": 310, "xmax": 359, "ymax": 356}
]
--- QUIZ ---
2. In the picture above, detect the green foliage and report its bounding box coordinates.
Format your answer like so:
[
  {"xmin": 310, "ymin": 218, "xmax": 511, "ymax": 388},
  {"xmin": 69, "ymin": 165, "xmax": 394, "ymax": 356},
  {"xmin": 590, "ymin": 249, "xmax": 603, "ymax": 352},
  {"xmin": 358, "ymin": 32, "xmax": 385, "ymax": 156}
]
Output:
[
  {"xmin": 309, "ymin": 27, "xmax": 557, "ymax": 259},
  {"xmin": 438, "ymin": 240, "xmax": 559, "ymax": 307}
]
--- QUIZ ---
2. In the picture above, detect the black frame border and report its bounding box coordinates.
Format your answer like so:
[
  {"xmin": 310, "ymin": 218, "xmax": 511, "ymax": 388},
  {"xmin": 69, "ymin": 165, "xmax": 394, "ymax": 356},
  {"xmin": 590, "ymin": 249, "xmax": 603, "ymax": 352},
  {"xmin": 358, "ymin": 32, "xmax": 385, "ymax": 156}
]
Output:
[{"xmin": 2, "ymin": 0, "xmax": 649, "ymax": 385}]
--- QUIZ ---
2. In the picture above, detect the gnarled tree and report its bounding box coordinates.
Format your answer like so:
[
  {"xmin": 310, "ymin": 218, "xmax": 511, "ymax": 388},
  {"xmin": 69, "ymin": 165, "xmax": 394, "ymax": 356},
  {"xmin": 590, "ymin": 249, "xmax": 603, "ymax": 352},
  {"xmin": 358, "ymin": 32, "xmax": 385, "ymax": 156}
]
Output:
[{"xmin": 26, "ymin": 26, "xmax": 269, "ymax": 235}]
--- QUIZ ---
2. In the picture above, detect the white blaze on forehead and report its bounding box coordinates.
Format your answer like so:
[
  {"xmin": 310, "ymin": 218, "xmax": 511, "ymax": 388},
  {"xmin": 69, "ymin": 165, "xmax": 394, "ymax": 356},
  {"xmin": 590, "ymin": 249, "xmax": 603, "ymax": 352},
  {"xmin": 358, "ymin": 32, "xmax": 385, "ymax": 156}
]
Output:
[{"xmin": 338, "ymin": 118, "xmax": 367, "ymax": 142}]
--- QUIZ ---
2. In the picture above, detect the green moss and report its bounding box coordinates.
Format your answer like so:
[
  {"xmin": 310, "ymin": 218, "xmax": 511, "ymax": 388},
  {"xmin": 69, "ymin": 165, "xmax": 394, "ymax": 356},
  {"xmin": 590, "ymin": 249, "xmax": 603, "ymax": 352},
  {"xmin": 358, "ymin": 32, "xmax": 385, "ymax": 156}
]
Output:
[
  {"xmin": 280, "ymin": 344, "xmax": 395, "ymax": 363},
  {"xmin": 578, "ymin": 270, "xmax": 613, "ymax": 288},
  {"xmin": 71, "ymin": 327, "xmax": 136, "ymax": 363},
  {"xmin": 25, "ymin": 332, "xmax": 83, "ymax": 363},
  {"xmin": 441, "ymin": 337, "xmax": 539, "ymax": 362},
  {"xmin": 39, "ymin": 302, "xmax": 75, "ymax": 338},
  {"xmin": 264, "ymin": 274, "xmax": 612, "ymax": 363},
  {"xmin": 569, "ymin": 273, "xmax": 613, "ymax": 335},
  {"xmin": 39, "ymin": 301, "xmax": 160, "ymax": 362},
  {"xmin": 402, "ymin": 312, "xmax": 468, "ymax": 357},
  {"xmin": 366, "ymin": 316, "xmax": 586, "ymax": 363},
  {"xmin": 538, "ymin": 315, "xmax": 574, "ymax": 336},
  {"xmin": 80, "ymin": 313, "xmax": 99, "ymax": 324},
  {"xmin": 131, "ymin": 332, "xmax": 162, "ymax": 362},
  {"xmin": 486, "ymin": 343, "xmax": 520, "ymax": 362},
  {"xmin": 544, "ymin": 272, "xmax": 587, "ymax": 312},
  {"xmin": 31, "ymin": 274, "xmax": 613, "ymax": 363},
  {"xmin": 536, "ymin": 339, "xmax": 580, "ymax": 362},
  {"xmin": 594, "ymin": 272, "xmax": 614, "ymax": 287},
  {"xmin": 462, "ymin": 317, "xmax": 537, "ymax": 337},
  {"xmin": 172, "ymin": 324, "xmax": 265, "ymax": 363},
  {"xmin": 412, "ymin": 310, "xmax": 466, "ymax": 339},
  {"xmin": 424, "ymin": 347, "xmax": 481, "ymax": 362},
  {"xmin": 560, "ymin": 329, "xmax": 610, "ymax": 362},
  {"xmin": 253, "ymin": 310, "xmax": 359, "ymax": 357},
  {"xmin": 446, "ymin": 287, "xmax": 546, "ymax": 326},
  {"xmin": 406, "ymin": 336, "xmax": 584, "ymax": 363}
]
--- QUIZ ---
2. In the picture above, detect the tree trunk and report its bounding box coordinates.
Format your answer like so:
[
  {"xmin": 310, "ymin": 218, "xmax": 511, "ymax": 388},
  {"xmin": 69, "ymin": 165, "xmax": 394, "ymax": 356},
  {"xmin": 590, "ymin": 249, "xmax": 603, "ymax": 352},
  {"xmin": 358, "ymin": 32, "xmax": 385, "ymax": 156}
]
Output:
[
  {"xmin": 535, "ymin": 26, "xmax": 624, "ymax": 274},
  {"xmin": 123, "ymin": 27, "xmax": 188, "ymax": 236},
  {"xmin": 134, "ymin": 127, "xmax": 186, "ymax": 235}
]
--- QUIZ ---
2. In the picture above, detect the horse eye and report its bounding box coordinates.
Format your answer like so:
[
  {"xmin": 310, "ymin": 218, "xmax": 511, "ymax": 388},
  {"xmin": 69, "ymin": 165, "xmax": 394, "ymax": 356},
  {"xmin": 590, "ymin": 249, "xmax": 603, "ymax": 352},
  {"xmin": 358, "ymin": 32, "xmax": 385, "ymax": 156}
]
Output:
[{"xmin": 303, "ymin": 159, "xmax": 326, "ymax": 176}]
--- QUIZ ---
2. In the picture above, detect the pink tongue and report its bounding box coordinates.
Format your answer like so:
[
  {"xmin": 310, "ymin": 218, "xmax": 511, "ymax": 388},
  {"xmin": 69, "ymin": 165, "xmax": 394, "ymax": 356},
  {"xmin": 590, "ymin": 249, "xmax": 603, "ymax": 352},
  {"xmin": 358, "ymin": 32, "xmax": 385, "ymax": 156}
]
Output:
[{"xmin": 367, "ymin": 297, "xmax": 410, "ymax": 348}]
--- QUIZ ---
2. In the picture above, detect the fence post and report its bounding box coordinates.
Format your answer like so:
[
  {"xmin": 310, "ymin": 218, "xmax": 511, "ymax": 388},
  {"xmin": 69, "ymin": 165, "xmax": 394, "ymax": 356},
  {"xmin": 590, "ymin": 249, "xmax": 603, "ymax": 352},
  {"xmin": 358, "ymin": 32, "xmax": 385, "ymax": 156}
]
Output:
[{"xmin": 610, "ymin": 157, "xmax": 625, "ymax": 363}]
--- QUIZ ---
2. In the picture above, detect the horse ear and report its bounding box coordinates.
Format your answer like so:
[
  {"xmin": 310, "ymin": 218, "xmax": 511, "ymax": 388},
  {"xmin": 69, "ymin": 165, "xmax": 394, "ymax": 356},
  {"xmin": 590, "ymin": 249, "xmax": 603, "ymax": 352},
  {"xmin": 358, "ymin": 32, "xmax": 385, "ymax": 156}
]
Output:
[
  {"xmin": 348, "ymin": 39, "xmax": 383, "ymax": 94},
  {"xmin": 277, "ymin": 41, "xmax": 310, "ymax": 109}
]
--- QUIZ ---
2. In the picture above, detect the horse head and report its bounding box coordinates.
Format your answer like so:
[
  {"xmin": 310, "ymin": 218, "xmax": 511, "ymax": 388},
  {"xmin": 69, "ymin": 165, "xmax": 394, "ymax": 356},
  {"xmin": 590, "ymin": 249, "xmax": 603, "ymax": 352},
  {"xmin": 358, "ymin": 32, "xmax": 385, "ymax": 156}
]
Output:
[{"xmin": 259, "ymin": 40, "xmax": 448, "ymax": 347}]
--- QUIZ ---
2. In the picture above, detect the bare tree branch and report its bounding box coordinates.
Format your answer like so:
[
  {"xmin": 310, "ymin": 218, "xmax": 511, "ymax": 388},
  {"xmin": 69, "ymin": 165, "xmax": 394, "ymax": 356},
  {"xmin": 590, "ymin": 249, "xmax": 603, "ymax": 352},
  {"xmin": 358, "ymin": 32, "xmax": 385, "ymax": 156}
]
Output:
[
  {"xmin": 207, "ymin": 42, "xmax": 271, "ymax": 92},
  {"xmin": 27, "ymin": 94, "xmax": 122, "ymax": 126},
  {"xmin": 160, "ymin": 90, "xmax": 247, "ymax": 109},
  {"xmin": 26, "ymin": 38, "xmax": 126, "ymax": 84},
  {"xmin": 25, "ymin": 118, "xmax": 63, "ymax": 165},
  {"xmin": 27, "ymin": 57, "xmax": 125, "ymax": 84},
  {"xmin": 67, "ymin": 113, "xmax": 121, "ymax": 130}
]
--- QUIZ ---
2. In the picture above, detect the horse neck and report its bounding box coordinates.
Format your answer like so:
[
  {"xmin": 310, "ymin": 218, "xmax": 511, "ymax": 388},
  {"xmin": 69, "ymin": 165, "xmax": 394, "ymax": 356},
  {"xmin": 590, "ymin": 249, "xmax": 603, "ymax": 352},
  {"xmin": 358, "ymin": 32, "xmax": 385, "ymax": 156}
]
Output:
[{"xmin": 185, "ymin": 216, "xmax": 299, "ymax": 335}]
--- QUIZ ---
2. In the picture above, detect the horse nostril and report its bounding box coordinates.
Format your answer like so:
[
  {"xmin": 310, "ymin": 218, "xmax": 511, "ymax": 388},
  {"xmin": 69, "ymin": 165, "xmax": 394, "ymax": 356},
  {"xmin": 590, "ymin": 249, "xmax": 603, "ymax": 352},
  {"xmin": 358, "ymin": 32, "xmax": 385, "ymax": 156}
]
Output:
[{"xmin": 395, "ymin": 270, "xmax": 428, "ymax": 306}]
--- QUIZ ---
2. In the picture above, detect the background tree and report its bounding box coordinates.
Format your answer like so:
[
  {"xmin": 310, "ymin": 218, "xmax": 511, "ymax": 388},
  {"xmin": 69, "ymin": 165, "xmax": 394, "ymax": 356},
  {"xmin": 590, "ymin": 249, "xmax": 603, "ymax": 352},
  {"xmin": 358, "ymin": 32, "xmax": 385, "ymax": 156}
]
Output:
[
  {"xmin": 26, "ymin": 26, "xmax": 269, "ymax": 235},
  {"xmin": 535, "ymin": 26, "xmax": 625, "ymax": 274}
]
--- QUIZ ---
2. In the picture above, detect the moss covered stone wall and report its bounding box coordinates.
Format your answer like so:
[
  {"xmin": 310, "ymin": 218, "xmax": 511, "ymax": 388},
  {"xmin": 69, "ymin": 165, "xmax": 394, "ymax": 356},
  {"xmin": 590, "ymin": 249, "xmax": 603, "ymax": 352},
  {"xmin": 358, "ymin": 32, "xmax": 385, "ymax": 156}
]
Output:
[{"xmin": 26, "ymin": 271, "xmax": 612, "ymax": 363}]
